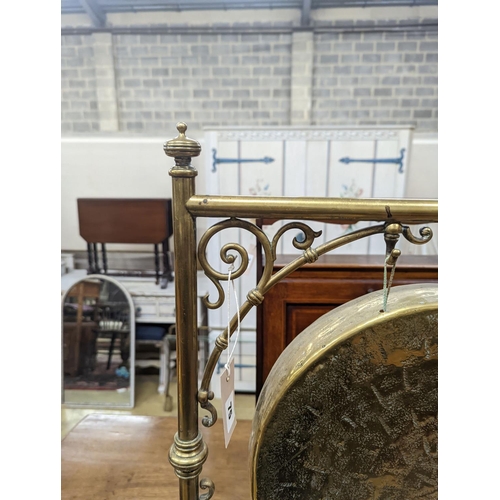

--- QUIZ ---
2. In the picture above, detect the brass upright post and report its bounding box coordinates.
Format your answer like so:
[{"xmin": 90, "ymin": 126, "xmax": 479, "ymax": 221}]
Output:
[{"xmin": 165, "ymin": 123, "xmax": 207, "ymax": 500}]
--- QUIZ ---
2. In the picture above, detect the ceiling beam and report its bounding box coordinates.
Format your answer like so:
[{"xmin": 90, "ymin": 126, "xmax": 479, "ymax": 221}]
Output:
[
  {"xmin": 80, "ymin": 0, "xmax": 106, "ymax": 27},
  {"xmin": 301, "ymin": 0, "xmax": 312, "ymax": 27}
]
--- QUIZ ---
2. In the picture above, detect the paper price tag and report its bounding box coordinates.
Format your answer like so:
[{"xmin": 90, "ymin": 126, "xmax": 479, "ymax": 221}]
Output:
[{"xmin": 220, "ymin": 358, "xmax": 237, "ymax": 448}]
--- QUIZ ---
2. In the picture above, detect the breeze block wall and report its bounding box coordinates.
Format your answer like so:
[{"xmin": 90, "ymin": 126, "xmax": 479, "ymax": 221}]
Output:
[
  {"xmin": 61, "ymin": 8, "xmax": 437, "ymax": 134},
  {"xmin": 312, "ymin": 28, "xmax": 437, "ymax": 129},
  {"xmin": 61, "ymin": 34, "xmax": 99, "ymax": 132},
  {"xmin": 112, "ymin": 32, "xmax": 293, "ymax": 133}
]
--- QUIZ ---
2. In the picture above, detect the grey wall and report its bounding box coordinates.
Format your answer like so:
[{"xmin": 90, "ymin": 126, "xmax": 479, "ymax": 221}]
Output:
[
  {"xmin": 61, "ymin": 35, "xmax": 99, "ymax": 132},
  {"xmin": 112, "ymin": 32, "xmax": 293, "ymax": 133},
  {"xmin": 311, "ymin": 31, "xmax": 437, "ymax": 129},
  {"xmin": 61, "ymin": 7, "xmax": 437, "ymax": 135}
]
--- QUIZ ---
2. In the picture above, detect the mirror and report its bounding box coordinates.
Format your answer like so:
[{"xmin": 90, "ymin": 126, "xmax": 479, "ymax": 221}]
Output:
[{"xmin": 61, "ymin": 274, "xmax": 135, "ymax": 408}]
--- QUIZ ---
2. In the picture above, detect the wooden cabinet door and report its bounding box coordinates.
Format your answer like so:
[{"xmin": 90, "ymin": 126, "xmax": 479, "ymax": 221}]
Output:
[{"xmin": 257, "ymin": 255, "xmax": 438, "ymax": 396}]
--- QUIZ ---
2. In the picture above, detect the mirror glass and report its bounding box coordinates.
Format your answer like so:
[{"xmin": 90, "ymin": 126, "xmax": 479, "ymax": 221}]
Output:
[{"xmin": 62, "ymin": 275, "xmax": 135, "ymax": 408}]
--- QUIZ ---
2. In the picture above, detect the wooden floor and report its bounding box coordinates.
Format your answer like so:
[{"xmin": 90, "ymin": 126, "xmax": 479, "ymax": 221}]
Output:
[
  {"xmin": 62, "ymin": 375, "xmax": 257, "ymax": 439},
  {"xmin": 62, "ymin": 414, "xmax": 253, "ymax": 499}
]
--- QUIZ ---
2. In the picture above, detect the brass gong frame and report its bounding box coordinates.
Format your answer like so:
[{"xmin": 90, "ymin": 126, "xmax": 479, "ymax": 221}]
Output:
[{"xmin": 164, "ymin": 122, "xmax": 438, "ymax": 500}]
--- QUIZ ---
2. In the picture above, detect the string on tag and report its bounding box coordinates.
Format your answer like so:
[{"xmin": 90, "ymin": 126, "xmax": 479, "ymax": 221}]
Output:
[
  {"xmin": 225, "ymin": 263, "xmax": 241, "ymax": 381},
  {"xmin": 382, "ymin": 250, "xmax": 400, "ymax": 312}
]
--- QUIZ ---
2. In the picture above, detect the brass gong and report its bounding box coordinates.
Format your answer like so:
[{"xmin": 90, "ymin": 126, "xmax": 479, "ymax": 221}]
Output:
[{"xmin": 250, "ymin": 283, "xmax": 438, "ymax": 500}]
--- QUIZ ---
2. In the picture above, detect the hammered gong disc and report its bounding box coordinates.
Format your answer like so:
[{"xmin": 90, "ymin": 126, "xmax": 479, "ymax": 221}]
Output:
[{"xmin": 250, "ymin": 284, "xmax": 438, "ymax": 500}]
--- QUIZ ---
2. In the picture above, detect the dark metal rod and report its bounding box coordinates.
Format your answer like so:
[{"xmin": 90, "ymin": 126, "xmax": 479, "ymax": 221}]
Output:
[
  {"xmin": 107, "ymin": 332, "xmax": 116, "ymax": 370},
  {"xmin": 154, "ymin": 244, "xmax": 160, "ymax": 285},
  {"xmin": 162, "ymin": 239, "xmax": 173, "ymax": 282},
  {"xmin": 87, "ymin": 243, "xmax": 94, "ymax": 274},
  {"xmin": 61, "ymin": 21, "xmax": 437, "ymax": 35},
  {"xmin": 93, "ymin": 243, "xmax": 100, "ymax": 272},
  {"xmin": 101, "ymin": 243, "xmax": 108, "ymax": 273}
]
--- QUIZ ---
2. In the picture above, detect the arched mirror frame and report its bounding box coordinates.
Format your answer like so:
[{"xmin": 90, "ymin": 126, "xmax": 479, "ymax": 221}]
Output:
[{"xmin": 61, "ymin": 274, "xmax": 135, "ymax": 409}]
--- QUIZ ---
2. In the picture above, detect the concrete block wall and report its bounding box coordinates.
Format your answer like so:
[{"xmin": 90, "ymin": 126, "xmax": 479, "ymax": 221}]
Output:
[
  {"xmin": 312, "ymin": 30, "xmax": 437, "ymax": 129},
  {"xmin": 61, "ymin": 7, "xmax": 437, "ymax": 135},
  {"xmin": 113, "ymin": 32, "xmax": 292, "ymax": 133},
  {"xmin": 61, "ymin": 35, "xmax": 99, "ymax": 132}
]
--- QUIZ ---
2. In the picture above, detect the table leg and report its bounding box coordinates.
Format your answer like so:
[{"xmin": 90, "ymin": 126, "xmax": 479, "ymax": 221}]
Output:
[
  {"xmin": 87, "ymin": 243, "xmax": 94, "ymax": 274},
  {"xmin": 162, "ymin": 239, "xmax": 173, "ymax": 288},
  {"xmin": 154, "ymin": 244, "xmax": 160, "ymax": 285},
  {"xmin": 120, "ymin": 332, "xmax": 129, "ymax": 366},
  {"xmin": 101, "ymin": 243, "xmax": 108, "ymax": 273},
  {"xmin": 93, "ymin": 243, "xmax": 100, "ymax": 273},
  {"xmin": 107, "ymin": 332, "xmax": 116, "ymax": 370}
]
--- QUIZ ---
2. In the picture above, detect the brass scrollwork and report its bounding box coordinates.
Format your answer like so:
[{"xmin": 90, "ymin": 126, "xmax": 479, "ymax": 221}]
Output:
[
  {"xmin": 197, "ymin": 218, "xmax": 269, "ymax": 310},
  {"xmin": 197, "ymin": 218, "xmax": 324, "ymax": 426},
  {"xmin": 271, "ymin": 222, "xmax": 322, "ymax": 260},
  {"xmin": 402, "ymin": 225, "xmax": 433, "ymax": 245},
  {"xmin": 199, "ymin": 478, "xmax": 215, "ymax": 500},
  {"xmin": 198, "ymin": 219, "xmax": 324, "ymax": 308},
  {"xmin": 197, "ymin": 220, "xmax": 393, "ymax": 427},
  {"xmin": 267, "ymin": 223, "xmax": 388, "ymax": 290},
  {"xmin": 198, "ymin": 389, "xmax": 217, "ymax": 428},
  {"xmin": 197, "ymin": 219, "xmax": 435, "ymax": 429}
]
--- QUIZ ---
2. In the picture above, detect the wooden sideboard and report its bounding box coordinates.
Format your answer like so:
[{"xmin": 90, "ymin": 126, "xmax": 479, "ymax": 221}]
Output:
[{"xmin": 256, "ymin": 254, "xmax": 438, "ymax": 397}]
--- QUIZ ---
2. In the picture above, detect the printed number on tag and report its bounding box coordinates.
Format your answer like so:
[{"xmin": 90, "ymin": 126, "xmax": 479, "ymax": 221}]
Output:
[{"xmin": 220, "ymin": 358, "xmax": 237, "ymax": 448}]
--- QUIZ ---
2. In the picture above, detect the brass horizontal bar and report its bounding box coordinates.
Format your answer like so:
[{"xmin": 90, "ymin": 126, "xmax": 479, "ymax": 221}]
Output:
[{"xmin": 187, "ymin": 196, "xmax": 438, "ymax": 224}]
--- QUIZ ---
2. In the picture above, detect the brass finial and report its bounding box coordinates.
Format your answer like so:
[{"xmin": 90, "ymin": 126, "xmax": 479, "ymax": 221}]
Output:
[{"xmin": 164, "ymin": 122, "xmax": 201, "ymax": 167}]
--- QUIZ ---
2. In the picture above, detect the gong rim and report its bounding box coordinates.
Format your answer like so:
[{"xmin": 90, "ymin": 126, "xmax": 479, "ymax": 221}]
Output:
[{"xmin": 250, "ymin": 283, "xmax": 438, "ymax": 498}]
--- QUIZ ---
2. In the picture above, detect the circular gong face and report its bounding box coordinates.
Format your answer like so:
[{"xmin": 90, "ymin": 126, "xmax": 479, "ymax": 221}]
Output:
[{"xmin": 250, "ymin": 284, "xmax": 437, "ymax": 500}]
